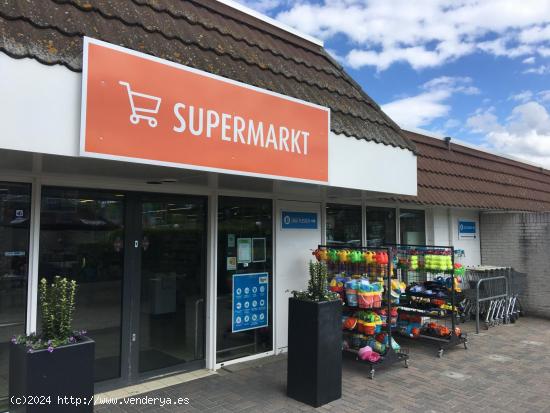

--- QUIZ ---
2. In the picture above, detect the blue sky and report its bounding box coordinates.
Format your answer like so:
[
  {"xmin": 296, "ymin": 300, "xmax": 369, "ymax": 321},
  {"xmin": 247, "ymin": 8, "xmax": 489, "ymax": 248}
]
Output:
[{"xmin": 237, "ymin": 0, "xmax": 550, "ymax": 166}]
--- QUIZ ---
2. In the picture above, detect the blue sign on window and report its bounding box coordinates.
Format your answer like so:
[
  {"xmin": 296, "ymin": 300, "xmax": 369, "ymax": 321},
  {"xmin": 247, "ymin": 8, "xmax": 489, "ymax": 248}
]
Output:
[
  {"xmin": 232, "ymin": 272, "xmax": 269, "ymax": 333},
  {"xmin": 458, "ymin": 219, "xmax": 476, "ymax": 237},
  {"xmin": 281, "ymin": 211, "xmax": 318, "ymax": 229}
]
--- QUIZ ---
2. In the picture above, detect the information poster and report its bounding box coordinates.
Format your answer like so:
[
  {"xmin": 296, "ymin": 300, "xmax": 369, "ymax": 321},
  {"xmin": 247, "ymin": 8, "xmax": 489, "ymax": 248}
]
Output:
[
  {"xmin": 232, "ymin": 272, "xmax": 269, "ymax": 333},
  {"xmin": 227, "ymin": 256, "xmax": 237, "ymax": 271},
  {"xmin": 281, "ymin": 210, "xmax": 318, "ymax": 229},
  {"xmin": 458, "ymin": 219, "xmax": 477, "ymax": 239},
  {"xmin": 237, "ymin": 238, "xmax": 252, "ymax": 263}
]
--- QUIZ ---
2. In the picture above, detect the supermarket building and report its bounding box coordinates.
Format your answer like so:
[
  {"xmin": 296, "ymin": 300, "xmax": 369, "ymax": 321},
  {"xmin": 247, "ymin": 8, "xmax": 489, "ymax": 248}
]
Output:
[{"xmin": 0, "ymin": 0, "xmax": 549, "ymax": 405}]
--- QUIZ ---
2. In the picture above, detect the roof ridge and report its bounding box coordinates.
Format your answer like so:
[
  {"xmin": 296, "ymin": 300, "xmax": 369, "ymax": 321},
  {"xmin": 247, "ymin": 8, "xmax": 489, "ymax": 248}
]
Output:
[
  {"xmin": 128, "ymin": 0, "xmax": 341, "ymax": 79},
  {"xmin": 187, "ymin": 0, "xmax": 328, "ymax": 58}
]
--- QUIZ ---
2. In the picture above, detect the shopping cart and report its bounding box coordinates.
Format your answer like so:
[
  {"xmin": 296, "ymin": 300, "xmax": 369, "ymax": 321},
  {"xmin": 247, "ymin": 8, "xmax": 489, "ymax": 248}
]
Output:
[{"xmin": 119, "ymin": 81, "xmax": 161, "ymax": 128}]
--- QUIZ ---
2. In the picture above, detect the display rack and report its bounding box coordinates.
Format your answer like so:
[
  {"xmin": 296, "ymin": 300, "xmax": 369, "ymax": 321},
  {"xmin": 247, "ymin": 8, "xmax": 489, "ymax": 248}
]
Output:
[
  {"xmin": 313, "ymin": 245, "xmax": 408, "ymax": 379},
  {"xmin": 387, "ymin": 244, "xmax": 468, "ymax": 357}
]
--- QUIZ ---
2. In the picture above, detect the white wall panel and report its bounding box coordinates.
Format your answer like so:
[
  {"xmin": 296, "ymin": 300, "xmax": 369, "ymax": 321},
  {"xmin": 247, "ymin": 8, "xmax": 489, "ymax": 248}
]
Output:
[
  {"xmin": 328, "ymin": 133, "xmax": 417, "ymax": 196},
  {"xmin": 0, "ymin": 54, "xmax": 80, "ymax": 157}
]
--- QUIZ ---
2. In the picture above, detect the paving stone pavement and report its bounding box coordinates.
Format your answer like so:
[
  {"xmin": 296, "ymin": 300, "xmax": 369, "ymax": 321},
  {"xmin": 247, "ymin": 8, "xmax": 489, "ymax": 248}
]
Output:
[{"xmin": 95, "ymin": 317, "xmax": 550, "ymax": 413}]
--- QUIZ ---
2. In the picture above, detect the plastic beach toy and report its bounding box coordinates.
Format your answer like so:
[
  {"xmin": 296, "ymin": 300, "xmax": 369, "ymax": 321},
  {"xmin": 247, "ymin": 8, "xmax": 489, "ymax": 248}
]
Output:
[{"xmin": 358, "ymin": 345, "xmax": 373, "ymax": 360}]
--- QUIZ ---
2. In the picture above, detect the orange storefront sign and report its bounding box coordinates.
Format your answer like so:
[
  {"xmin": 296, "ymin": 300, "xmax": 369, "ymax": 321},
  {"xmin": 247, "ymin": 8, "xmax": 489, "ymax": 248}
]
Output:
[{"xmin": 80, "ymin": 38, "xmax": 329, "ymax": 183}]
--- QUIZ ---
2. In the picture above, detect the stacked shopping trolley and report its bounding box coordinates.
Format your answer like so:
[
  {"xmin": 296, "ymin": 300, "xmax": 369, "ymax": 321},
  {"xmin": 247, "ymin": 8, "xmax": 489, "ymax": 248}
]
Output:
[{"xmin": 460, "ymin": 266, "xmax": 525, "ymax": 333}]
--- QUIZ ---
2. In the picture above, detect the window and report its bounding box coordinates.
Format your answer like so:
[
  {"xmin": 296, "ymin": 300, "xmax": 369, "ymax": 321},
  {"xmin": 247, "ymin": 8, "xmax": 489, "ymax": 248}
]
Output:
[
  {"xmin": 366, "ymin": 207, "xmax": 396, "ymax": 246},
  {"xmin": 326, "ymin": 204, "xmax": 362, "ymax": 246},
  {"xmin": 39, "ymin": 187, "xmax": 124, "ymax": 381},
  {"xmin": 0, "ymin": 182, "xmax": 31, "ymax": 411},
  {"xmin": 399, "ymin": 209, "xmax": 426, "ymax": 245}
]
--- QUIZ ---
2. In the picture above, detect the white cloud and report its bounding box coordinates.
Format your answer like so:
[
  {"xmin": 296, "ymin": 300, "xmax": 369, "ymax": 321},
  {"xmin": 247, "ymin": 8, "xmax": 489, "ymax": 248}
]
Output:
[
  {"xmin": 523, "ymin": 65, "xmax": 550, "ymax": 75},
  {"xmin": 274, "ymin": 0, "xmax": 550, "ymax": 71},
  {"xmin": 519, "ymin": 24, "xmax": 550, "ymax": 44},
  {"xmin": 509, "ymin": 90, "xmax": 534, "ymax": 103},
  {"xmin": 381, "ymin": 77, "xmax": 478, "ymax": 129},
  {"xmin": 538, "ymin": 90, "xmax": 550, "ymax": 102},
  {"xmin": 467, "ymin": 101, "xmax": 550, "ymax": 166},
  {"xmin": 522, "ymin": 56, "xmax": 536, "ymax": 64},
  {"xmin": 444, "ymin": 118, "xmax": 461, "ymax": 129}
]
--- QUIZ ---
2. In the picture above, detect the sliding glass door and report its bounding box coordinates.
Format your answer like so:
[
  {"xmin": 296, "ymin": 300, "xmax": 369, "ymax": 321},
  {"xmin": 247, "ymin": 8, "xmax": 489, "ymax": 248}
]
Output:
[{"xmin": 137, "ymin": 195, "xmax": 207, "ymax": 374}]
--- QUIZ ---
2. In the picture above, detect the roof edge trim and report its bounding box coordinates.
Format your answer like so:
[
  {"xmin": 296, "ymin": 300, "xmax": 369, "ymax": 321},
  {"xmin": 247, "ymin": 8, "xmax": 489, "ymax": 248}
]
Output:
[{"xmin": 215, "ymin": 0, "xmax": 324, "ymax": 47}]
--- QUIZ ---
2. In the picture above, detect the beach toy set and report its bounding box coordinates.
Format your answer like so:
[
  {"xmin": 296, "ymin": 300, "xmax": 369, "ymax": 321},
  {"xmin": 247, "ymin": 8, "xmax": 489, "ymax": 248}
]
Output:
[
  {"xmin": 312, "ymin": 247, "xmax": 390, "ymax": 277},
  {"xmin": 390, "ymin": 244, "xmax": 468, "ymax": 357},
  {"xmin": 317, "ymin": 245, "xmax": 409, "ymax": 374}
]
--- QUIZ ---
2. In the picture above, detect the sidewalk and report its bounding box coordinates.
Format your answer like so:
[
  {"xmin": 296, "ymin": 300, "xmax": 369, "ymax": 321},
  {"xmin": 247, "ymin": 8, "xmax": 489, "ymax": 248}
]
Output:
[{"xmin": 96, "ymin": 317, "xmax": 550, "ymax": 412}]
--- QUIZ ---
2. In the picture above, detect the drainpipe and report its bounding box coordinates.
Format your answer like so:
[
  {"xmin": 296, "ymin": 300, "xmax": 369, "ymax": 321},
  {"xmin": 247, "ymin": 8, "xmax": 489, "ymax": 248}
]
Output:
[{"xmin": 447, "ymin": 208, "xmax": 453, "ymax": 247}]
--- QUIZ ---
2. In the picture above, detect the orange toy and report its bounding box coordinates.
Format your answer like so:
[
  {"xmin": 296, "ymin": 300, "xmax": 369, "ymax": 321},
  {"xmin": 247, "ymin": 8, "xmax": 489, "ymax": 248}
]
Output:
[{"xmin": 343, "ymin": 317, "xmax": 357, "ymax": 330}]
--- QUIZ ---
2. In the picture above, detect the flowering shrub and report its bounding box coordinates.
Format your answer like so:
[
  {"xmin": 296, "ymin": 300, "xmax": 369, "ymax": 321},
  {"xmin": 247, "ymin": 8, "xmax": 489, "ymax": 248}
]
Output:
[{"xmin": 12, "ymin": 277, "xmax": 85, "ymax": 353}]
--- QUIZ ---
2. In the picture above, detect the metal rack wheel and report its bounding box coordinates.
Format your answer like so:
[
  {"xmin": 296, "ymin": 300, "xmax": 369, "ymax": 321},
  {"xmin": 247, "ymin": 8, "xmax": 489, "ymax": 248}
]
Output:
[
  {"xmin": 404, "ymin": 358, "xmax": 409, "ymax": 368},
  {"xmin": 369, "ymin": 368, "xmax": 375, "ymax": 379},
  {"xmin": 438, "ymin": 348, "xmax": 444, "ymax": 358},
  {"xmin": 463, "ymin": 340, "xmax": 468, "ymax": 350}
]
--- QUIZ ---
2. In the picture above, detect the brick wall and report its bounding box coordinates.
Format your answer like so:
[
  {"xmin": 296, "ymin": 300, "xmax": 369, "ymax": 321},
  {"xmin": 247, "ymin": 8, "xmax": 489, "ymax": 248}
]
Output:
[{"xmin": 480, "ymin": 212, "xmax": 550, "ymax": 318}]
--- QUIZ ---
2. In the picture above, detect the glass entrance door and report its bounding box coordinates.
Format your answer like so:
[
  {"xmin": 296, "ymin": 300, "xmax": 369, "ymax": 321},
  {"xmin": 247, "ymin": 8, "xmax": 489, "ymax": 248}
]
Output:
[
  {"xmin": 134, "ymin": 195, "xmax": 207, "ymax": 375},
  {"xmin": 39, "ymin": 188, "xmax": 207, "ymax": 385}
]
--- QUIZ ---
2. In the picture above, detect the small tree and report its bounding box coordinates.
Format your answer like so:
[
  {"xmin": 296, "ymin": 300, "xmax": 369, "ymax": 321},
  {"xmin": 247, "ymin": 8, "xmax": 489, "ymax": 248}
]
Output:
[
  {"xmin": 292, "ymin": 261, "xmax": 339, "ymax": 302},
  {"xmin": 13, "ymin": 276, "xmax": 84, "ymax": 352},
  {"xmin": 40, "ymin": 277, "xmax": 77, "ymax": 342}
]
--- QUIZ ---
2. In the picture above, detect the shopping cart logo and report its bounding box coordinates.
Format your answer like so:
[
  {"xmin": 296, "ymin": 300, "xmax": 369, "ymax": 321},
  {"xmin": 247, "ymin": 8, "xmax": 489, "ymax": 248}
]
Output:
[{"xmin": 119, "ymin": 81, "xmax": 162, "ymax": 128}]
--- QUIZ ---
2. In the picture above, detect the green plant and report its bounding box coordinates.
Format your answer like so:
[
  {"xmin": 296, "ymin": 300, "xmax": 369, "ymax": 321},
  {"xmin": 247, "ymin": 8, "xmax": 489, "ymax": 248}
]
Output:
[
  {"xmin": 292, "ymin": 261, "xmax": 340, "ymax": 302},
  {"xmin": 13, "ymin": 276, "xmax": 85, "ymax": 353}
]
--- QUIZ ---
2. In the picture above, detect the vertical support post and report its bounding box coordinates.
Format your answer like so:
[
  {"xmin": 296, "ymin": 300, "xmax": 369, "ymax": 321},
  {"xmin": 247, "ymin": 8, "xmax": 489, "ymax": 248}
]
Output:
[
  {"xmin": 475, "ymin": 280, "xmax": 480, "ymax": 334},
  {"xmin": 450, "ymin": 246, "xmax": 456, "ymax": 334},
  {"xmin": 386, "ymin": 247, "xmax": 393, "ymax": 339},
  {"xmin": 395, "ymin": 206, "xmax": 401, "ymax": 244},
  {"xmin": 26, "ymin": 178, "xmax": 41, "ymax": 335},
  {"xmin": 205, "ymin": 192, "xmax": 218, "ymax": 370},
  {"xmin": 504, "ymin": 267, "xmax": 512, "ymax": 324},
  {"xmin": 320, "ymin": 195, "xmax": 327, "ymax": 245},
  {"xmin": 361, "ymin": 200, "xmax": 367, "ymax": 247}
]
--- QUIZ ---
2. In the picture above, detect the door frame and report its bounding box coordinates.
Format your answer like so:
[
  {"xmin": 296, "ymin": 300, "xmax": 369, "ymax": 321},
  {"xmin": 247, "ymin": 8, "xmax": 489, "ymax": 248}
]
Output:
[{"xmin": 124, "ymin": 191, "xmax": 208, "ymax": 382}]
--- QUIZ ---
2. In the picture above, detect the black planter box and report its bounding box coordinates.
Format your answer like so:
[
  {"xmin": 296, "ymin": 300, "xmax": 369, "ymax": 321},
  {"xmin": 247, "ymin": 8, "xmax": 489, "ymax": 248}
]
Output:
[
  {"xmin": 287, "ymin": 298, "xmax": 342, "ymax": 407},
  {"xmin": 9, "ymin": 336, "xmax": 95, "ymax": 413}
]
